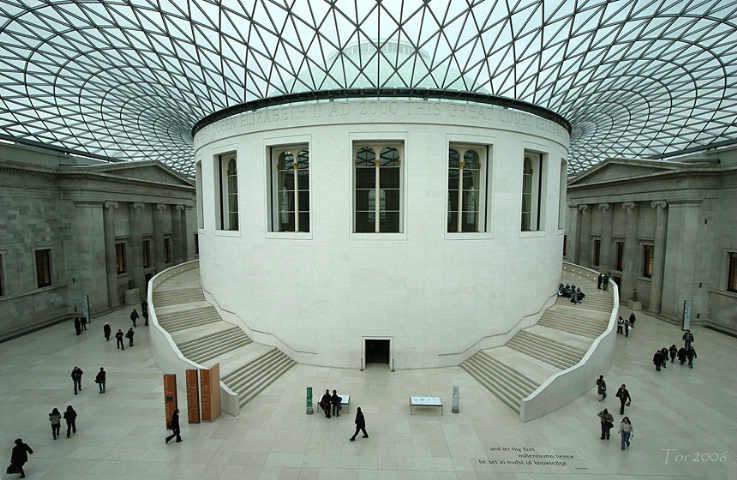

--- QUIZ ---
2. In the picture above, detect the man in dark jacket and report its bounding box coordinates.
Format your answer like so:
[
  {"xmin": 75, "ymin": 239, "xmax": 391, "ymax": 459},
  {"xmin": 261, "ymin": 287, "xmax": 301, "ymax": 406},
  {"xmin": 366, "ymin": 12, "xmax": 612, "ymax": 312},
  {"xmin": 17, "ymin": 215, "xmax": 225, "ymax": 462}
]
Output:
[
  {"xmin": 10, "ymin": 438, "xmax": 33, "ymax": 478},
  {"xmin": 349, "ymin": 407, "xmax": 368, "ymax": 441},
  {"xmin": 616, "ymin": 384, "xmax": 632, "ymax": 415}
]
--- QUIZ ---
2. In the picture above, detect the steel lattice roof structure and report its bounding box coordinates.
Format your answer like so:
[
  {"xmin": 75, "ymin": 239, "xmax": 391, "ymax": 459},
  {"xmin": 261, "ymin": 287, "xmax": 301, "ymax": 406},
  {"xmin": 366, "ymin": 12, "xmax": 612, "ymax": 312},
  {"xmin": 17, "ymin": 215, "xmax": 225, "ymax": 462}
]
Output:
[{"xmin": 1, "ymin": 0, "xmax": 735, "ymax": 177}]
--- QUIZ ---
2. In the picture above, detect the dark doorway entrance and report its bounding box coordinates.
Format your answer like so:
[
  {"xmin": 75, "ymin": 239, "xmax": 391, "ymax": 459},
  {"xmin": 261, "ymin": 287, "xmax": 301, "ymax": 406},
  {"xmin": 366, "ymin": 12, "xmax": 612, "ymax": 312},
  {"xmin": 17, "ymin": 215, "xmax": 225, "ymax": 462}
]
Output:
[{"xmin": 365, "ymin": 339, "xmax": 390, "ymax": 365}]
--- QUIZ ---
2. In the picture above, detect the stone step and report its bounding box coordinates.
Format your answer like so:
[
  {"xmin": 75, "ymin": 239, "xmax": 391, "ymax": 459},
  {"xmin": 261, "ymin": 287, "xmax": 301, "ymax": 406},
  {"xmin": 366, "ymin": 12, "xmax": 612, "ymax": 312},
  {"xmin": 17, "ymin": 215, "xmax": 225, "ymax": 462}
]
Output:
[
  {"xmin": 153, "ymin": 287, "xmax": 206, "ymax": 306},
  {"xmin": 221, "ymin": 349, "xmax": 297, "ymax": 408},
  {"xmin": 506, "ymin": 331, "xmax": 582, "ymax": 370},
  {"xmin": 178, "ymin": 327, "xmax": 253, "ymax": 364},
  {"xmin": 158, "ymin": 306, "xmax": 222, "ymax": 333}
]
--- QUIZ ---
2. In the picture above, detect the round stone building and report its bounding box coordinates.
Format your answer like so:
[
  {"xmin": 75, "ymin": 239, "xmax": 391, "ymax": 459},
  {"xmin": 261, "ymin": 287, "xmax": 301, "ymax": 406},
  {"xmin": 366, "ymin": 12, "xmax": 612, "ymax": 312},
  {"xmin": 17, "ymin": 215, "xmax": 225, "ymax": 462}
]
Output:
[{"xmin": 193, "ymin": 44, "xmax": 571, "ymax": 369}]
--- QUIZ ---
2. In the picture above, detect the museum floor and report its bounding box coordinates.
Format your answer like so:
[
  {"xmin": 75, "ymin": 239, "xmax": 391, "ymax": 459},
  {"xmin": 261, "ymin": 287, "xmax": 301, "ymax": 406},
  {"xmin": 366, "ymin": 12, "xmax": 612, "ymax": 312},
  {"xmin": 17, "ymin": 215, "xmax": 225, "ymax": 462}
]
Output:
[{"xmin": 0, "ymin": 306, "xmax": 734, "ymax": 480}]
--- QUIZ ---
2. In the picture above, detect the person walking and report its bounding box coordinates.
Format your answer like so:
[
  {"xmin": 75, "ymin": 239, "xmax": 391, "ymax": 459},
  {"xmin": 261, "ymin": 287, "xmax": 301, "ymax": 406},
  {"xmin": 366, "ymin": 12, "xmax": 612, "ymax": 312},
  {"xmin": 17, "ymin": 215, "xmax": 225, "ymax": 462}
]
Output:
[
  {"xmin": 687, "ymin": 346, "xmax": 698, "ymax": 368},
  {"xmin": 653, "ymin": 350, "xmax": 663, "ymax": 371},
  {"xmin": 677, "ymin": 346, "xmax": 687, "ymax": 365},
  {"xmin": 669, "ymin": 344, "xmax": 678, "ymax": 363},
  {"xmin": 49, "ymin": 408, "xmax": 62, "ymax": 440},
  {"xmin": 9, "ymin": 438, "xmax": 33, "ymax": 478},
  {"xmin": 595, "ymin": 375, "xmax": 607, "ymax": 401},
  {"xmin": 165, "ymin": 409, "xmax": 182, "ymax": 444},
  {"xmin": 126, "ymin": 327, "xmax": 135, "ymax": 347},
  {"xmin": 619, "ymin": 417, "xmax": 634, "ymax": 450},
  {"xmin": 103, "ymin": 322, "xmax": 112, "ymax": 341},
  {"xmin": 616, "ymin": 316, "xmax": 624, "ymax": 334},
  {"xmin": 63, "ymin": 405, "xmax": 77, "ymax": 438},
  {"xmin": 349, "ymin": 407, "xmax": 368, "ymax": 441},
  {"xmin": 115, "ymin": 329, "xmax": 125, "ymax": 350},
  {"xmin": 130, "ymin": 309, "xmax": 139, "ymax": 327},
  {"xmin": 683, "ymin": 330, "xmax": 694, "ymax": 349},
  {"xmin": 616, "ymin": 384, "xmax": 632, "ymax": 415},
  {"xmin": 624, "ymin": 320, "xmax": 629, "ymax": 337},
  {"xmin": 628, "ymin": 312, "xmax": 636, "ymax": 329},
  {"xmin": 95, "ymin": 367, "xmax": 106, "ymax": 393},
  {"xmin": 80, "ymin": 316, "xmax": 87, "ymax": 331},
  {"xmin": 141, "ymin": 300, "xmax": 149, "ymax": 326},
  {"xmin": 71, "ymin": 366, "xmax": 83, "ymax": 394},
  {"xmin": 598, "ymin": 408, "xmax": 614, "ymax": 440},
  {"xmin": 74, "ymin": 317, "xmax": 82, "ymax": 335}
]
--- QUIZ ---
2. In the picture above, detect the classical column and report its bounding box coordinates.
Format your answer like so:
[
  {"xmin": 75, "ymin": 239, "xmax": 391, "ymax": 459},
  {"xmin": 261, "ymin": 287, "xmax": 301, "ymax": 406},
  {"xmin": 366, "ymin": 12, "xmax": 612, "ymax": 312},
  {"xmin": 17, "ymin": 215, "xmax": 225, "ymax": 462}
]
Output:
[
  {"xmin": 172, "ymin": 204, "xmax": 185, "ymax": 264},
  {"xmin": 598, "ymin": 203, "xmax": 612, "ymax": 272},
  {"xmin": 153, "ymin": 204, "xmax": 167, "ymax": 272},
  {"xmin": 648, "ymin": 201, "xmax": 668, "ymax": 314},
  {"xmin": 578, "ymin": 205, "xmax": 591, "ymax": 267},
  {"xmin": 103, "ymin": 201, "xmax": 119, "ymax": 308},
  {"xmin": 128, "ymin": 203, "xmax": 145, "ymax": 290},
  {"xmin": 621, "ymin": 202, "xmax": 639, "ymax": 303}
]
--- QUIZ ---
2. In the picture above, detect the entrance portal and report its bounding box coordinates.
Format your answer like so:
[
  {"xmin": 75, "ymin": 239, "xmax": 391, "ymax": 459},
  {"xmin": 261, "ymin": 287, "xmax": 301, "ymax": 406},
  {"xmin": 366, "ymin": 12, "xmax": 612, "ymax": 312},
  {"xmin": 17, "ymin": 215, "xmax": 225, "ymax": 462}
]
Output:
[{"xmin": 365, "ymin": 339, "xmax": 390, "ymax": 365}]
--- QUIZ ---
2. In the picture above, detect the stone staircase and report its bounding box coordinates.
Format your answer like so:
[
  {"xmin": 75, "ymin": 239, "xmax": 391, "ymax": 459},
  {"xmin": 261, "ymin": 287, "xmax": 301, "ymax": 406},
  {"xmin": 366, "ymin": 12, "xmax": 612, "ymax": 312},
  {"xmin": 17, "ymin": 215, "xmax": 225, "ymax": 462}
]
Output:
[
  {"xmin": 461, "ymin": 276, "xmax": 612, "ymax": 415},
  {"xmin": 222, "ymin": 348, "xmax": 296, "ymax": 409},
  {"xmin": 152, "ymin": 268, "xmax": 295, "ymax": 409},
  {"xmin": 157, "ymin": 304, "xmax": 222, "ymax": 332},
  {"xmin": 178, "ymin": 325, "xmax": 253, "ymax": 365}
]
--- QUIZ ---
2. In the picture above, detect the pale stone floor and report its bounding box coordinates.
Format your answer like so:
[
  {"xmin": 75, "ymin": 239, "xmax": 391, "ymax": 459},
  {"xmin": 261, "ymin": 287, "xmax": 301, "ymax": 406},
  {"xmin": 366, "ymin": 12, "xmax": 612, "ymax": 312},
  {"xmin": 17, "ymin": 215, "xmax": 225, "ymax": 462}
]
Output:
[{"xmin": 1, "ymin": 306, "xmax": 735, "ymax": 480}]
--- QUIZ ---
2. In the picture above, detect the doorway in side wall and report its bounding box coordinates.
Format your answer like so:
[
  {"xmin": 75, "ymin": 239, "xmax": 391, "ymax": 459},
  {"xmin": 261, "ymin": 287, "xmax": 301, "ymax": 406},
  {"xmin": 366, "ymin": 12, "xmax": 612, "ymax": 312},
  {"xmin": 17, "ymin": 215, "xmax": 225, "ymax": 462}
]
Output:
[{"xmin": 364, "ymin": 338, "xmax": 391, "ymax": 369}]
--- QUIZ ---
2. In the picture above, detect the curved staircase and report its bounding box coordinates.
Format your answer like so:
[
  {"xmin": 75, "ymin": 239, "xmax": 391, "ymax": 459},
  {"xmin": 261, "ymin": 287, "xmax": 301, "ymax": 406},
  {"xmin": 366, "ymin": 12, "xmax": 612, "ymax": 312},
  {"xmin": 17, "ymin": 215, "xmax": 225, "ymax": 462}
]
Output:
[
  {"xmin": 152, "ymin": 268, "xmax": 295, "ymax": 410},
  {"xmin": 461, "ymin": 273, "xmax": 612, "ymax": 416}
]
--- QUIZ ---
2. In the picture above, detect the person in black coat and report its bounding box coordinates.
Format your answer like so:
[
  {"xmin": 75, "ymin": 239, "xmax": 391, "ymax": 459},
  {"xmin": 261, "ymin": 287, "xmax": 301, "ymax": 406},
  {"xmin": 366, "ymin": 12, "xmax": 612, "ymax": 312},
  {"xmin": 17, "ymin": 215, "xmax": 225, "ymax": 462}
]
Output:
[
  {"xmin": 74, "ymin": 317, "xmax": 82, "ymax": 335},
  {"xmin": 103, "ymin": 322, "xmax": 112, "ymax": 341},
  {"xmin": 165, "ymin": 409, "xmax": 182, "ymax": 443},
  {"xmin": 320, "ymin": 389, "xmax": 332, "ymax": 418},
  {"xmin": 10, "ymin": 438, "xmax": 33, "ymax": 478},
  {"xmin": 130, "ymin": 309, "xmax": 139, "ymax": 327},
  {"xmin": 71, "ymin": 366, "xmax": 83, "ymax": 394},
  {"xmin": 653, "ymin": 350, "xmax": 663, "ymax": 371},
  {"xmin": 126, "ymin": 328, "xmax": 135, "ymax": 347},
  {"xmin": 677, "ymin": 346, "xmax": 687, "ymax": 365},
  {"xmin": 349, "ymin": 407, "xmax": 368, "ymax": 441},
  {"xmin": 331, "ymin": 390, "xmax": 342, "ymax": 417},
  {"xmin": 115, "ymin": 329, "xmax": 125, "ymax": 350},
  {"xmin": 95, "ymin": 367, "xmax": 106, "ymax": 393},
  {"xmin": 669, "ymin": 344, "xmax": 678, "ymax": 363},
  {"xmin": 63, "ymin": 405, "xmax": 77, "ymax": 438},
  {"xmin": 616, "ymin": 384, "xmax": 632, "ymax": 415}
]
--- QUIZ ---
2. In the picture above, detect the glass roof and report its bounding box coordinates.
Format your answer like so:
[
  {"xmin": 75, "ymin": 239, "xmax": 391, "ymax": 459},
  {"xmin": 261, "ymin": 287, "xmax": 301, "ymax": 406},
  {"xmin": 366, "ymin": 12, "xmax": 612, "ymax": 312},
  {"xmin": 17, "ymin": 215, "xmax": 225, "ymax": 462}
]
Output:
[{"xmin": 0, "ymin": 0, "xmax": 735, "ymax": 177}]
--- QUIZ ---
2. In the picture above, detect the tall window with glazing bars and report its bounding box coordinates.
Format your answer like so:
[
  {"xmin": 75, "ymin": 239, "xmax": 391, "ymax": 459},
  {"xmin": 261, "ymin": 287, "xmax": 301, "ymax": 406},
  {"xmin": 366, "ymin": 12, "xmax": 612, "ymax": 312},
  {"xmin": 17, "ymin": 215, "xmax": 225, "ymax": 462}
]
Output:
[
  {"xmin": 354, "ymin": 143, "xmax": 402, "ymax": 233},
  {"xmin": 447, "ymin": 144, "xmax": 488, "ymax": 233},
  {"xmin": 217, "ymin": 153, "xmax": 238, "ymax": 231},
  {"xmin": 271, "ymin": 145, "xmax": 310, "ymax": 232},
  {"xmin": 521, "ymin": 151, "xmax": 544, "ymax": 231}
]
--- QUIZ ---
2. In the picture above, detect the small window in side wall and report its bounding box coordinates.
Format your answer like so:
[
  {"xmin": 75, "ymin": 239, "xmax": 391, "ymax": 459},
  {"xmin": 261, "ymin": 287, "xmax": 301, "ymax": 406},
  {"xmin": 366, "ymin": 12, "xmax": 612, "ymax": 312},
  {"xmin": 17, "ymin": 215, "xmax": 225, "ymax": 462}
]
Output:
[
  {"xmin": 142, "ymin": 239, "xmax": 151, "ymax": 268},
  {"xmin": 642, "ymin": 244, "xmax": 654, "ymax": 278},
  {"xmin": 727, "ymin": 252, "xmax": 737, "ymax": 292},
  {"xmin": 194, "ymin": 233, "xmax": 199, "ymax": 255},
  {"xmin": 521, "ymin": 151, "xmax": 545, "ymax": 231},
  {"xmin": 354, "ymin": 142, "xmax": 403, "ymax": 233},
  {"xmin": 270, "ymin": 145, "xmax": 310, "ymax": 232},
  {"xmin": 615, "ymin": 241, "xmax": 625, "ymax": 270},
  {"xmin": 35, "ymin": 249, "xmax": 52, "ymax": 288},
  {"xmin": 164, "ymin": 237, "xmax": 172, "ymax": 264},
  {"xmin": 447, "ymin": 144, "xmax": 488, "ymax": 233},
  {"xmin": 115, "ymin": 242, "xmax": 127, "ymax": 274},
  {"xmin": 562, "ymin": 235, "xmax": 567, "ymax": 257},
  {"xmin": 593, "ymin": 239, "xmax": 601, "ymax": 266}
]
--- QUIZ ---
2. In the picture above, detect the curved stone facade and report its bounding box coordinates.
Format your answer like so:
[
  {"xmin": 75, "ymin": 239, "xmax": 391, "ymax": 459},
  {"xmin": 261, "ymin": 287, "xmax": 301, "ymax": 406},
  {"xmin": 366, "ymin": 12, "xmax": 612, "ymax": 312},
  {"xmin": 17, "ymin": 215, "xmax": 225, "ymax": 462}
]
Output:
[{"xmin": 194, "ymin": 99, "xmax": 569, "ymax": 368}]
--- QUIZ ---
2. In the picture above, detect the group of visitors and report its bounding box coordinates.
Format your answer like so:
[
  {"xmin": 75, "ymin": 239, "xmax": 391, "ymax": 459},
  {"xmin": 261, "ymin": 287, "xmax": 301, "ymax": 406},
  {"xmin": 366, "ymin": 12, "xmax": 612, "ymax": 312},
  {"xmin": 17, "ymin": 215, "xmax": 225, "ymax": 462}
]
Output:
[
  {"xmin": 617, "ymin": 313, "xmax": 636, "ymax": 336},
  {"xmin": 652, "ymin": 331, "xmax": 698, "ymax": 371},
  {"xmin": 317, "ymin": 389, "xmax": 369, "ymax": 441},
  {"xmin": 47, "ymin": 405, "xmax": 77, "ymax": 440},
  {"xmin": 319, "ymin": 389, "xmax": 343, "ymax": 418},
  {"xmin": 557, "ymin": 283, "xmax": 585, "ymax": 304},
  {"xmin": 73, "ymin": 316, "xmax": 88, "ymax": 335},
  {"xmin": 596, "ymin": 272, "xmax": 610, "ymax": 290},
  {"xmin": 596, "ymin": 376, "xmax": 634, "ymax": 451}
]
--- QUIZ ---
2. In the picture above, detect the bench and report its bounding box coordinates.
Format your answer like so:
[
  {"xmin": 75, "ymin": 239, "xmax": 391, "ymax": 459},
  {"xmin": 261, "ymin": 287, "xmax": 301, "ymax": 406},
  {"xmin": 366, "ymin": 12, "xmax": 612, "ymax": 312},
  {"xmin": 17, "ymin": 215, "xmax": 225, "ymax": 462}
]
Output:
[
  {"xmin": 316, "ymin": 394, "xmax": 350, "ymax": 414},
  {"xmin": 410, "ymin": 396, "xmax": 443, "ymax": 415}
]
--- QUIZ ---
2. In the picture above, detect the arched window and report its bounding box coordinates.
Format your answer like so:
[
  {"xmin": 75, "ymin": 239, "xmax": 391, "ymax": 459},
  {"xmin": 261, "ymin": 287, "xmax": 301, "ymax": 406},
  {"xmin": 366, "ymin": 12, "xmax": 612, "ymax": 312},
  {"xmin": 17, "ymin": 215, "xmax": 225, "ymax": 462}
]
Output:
[
  {"xmin": 521, "ymin": 151, "xmax": 545, "ymax": 231},
  {"xmin": 354, "ymin": 142, "xmax": 402, "ymax": 233},
  {"xmin": 271, "ymin": 146, "xmax": 310, "ymax": 232},
  {"xmin": 447, "ymin": 144, "xmax": 488, "ymax": 233}
]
